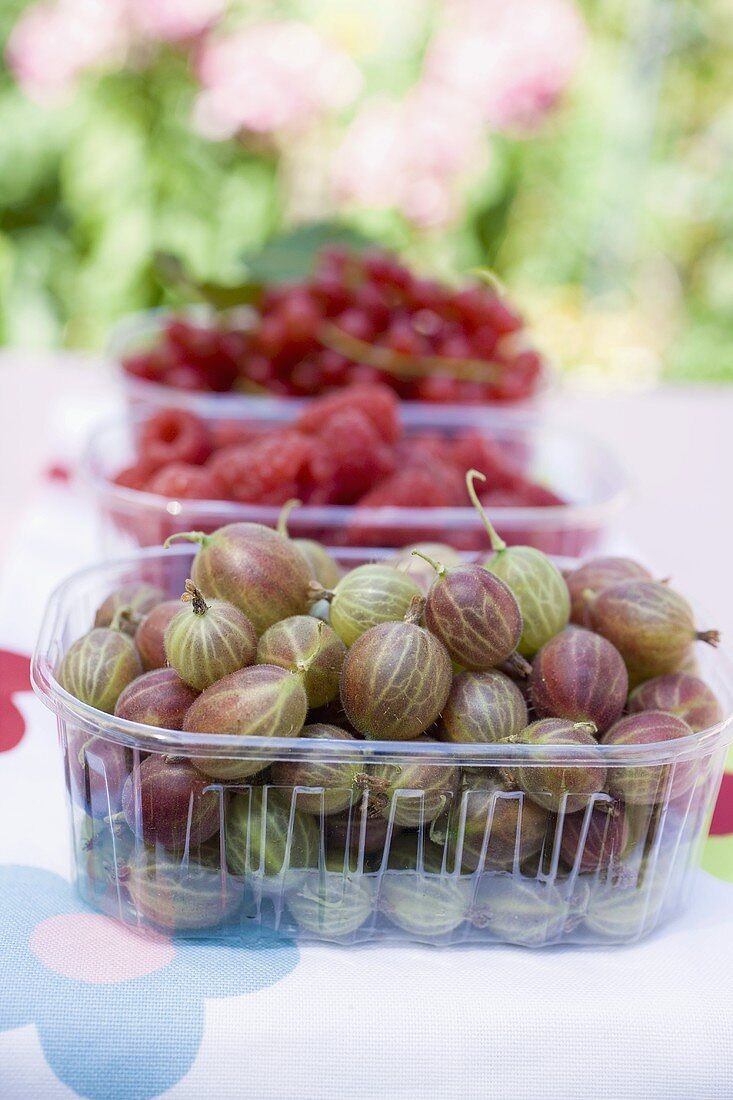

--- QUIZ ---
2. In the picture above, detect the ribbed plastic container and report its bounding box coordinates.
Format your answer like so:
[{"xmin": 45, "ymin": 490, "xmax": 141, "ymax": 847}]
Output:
[
  {"xmin": 112, "ymin": 307, "xmax": 552, "ymax": 418},
  {"xmin": 32, "ymin": 547, "xmax": 733, "ymax": 948},
  {"xmin": 81, "ymin": 408, "xmax": 628, "ymax": 558}
]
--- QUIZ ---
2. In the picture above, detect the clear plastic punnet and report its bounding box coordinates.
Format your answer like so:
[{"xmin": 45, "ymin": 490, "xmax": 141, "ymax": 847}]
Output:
[
  {"xmin": 32, "ymin": 547, "xmax": 733, "ymax": 948},
  {"xmin": 81, "ymin": 407, "xmax": 628, "ymax": 559}
]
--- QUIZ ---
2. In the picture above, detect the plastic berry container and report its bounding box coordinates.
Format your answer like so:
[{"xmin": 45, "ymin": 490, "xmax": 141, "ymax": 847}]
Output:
[
  {"xmin": 32, "ymin": 545, "xmax": 733, "ymax": 948},
  {"xmin": 81, "ymin": 406, "xmax": 629, "ymax": 558},
  {"xmin": 111, "ymin": 307, "xmax": 553, "ymax": 418}
]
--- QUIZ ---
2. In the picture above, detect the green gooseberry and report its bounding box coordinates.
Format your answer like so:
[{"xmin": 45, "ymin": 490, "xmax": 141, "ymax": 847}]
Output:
[
  {"xmin": 467, "ymin": 470, "xmax": 570, "ymax": 656},
  {"xmin": 324, "ymin": 563, "xmax": 422, "ymax": 647},
  {"xmin": 286, "ymin": 861, "xmax": 374, "ymax": 939}
]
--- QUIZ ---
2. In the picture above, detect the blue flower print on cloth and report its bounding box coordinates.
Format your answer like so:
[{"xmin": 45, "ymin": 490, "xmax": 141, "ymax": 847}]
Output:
[{"xmin": 0, "ymin": 864, "xmax": 299, "ymax": 1100}]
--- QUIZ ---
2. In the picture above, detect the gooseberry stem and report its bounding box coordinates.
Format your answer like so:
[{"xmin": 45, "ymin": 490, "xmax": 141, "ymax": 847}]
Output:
[
  {"xmin": 277, "ymin": 498, "xmax": 302, "ymax": 538},
  {"xmin": 109, "ymin": 606, "xmax": 138, "ymax": 633},
  {"xmin": 404, "ymin": 595, "xmax": 426, "ymax": 625},
  {"xmin": 500, "ymin": 652, "xmax": 533, "ymax": 679},
  {"xmin": 698, "ymin": 629, "xmax": 721, "ymax": 647},
  {"xmin": 181, "ymin": 579, "xmax": 208, "ymax": 615},
  {"xmin": 411, "ymin": 549, "xmax": 445, "ymax": 577},
  {"xmin": 465, "ymin": 469, "xmax": 506, "ymax": 554},
  {"xmin": 307, "ymin": 580, "xmax": 334, "ymax": 604},
  {"xmin": 164, "ymin": 531, "xmax": 210, "ymax": 549}
]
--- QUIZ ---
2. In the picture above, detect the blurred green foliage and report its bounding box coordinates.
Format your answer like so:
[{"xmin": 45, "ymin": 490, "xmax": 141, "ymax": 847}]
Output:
[{"xmin": 0, "ymin": 0, "xmax": 731, "ymax": 384}]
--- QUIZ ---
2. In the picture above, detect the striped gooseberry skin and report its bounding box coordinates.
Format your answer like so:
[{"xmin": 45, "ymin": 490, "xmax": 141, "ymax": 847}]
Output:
[
  {"xmin": 94, "ymin": 583, "xmax": 165, "ymax": 633},
  {"xmin": 588, "ymin": 580, "xmax": 719, "ymax": 688},
  {"xmin": 359, "ymin": 735, "xmax": 461, "ymax": 827},
  {"xmin": 510, "ymin": 718, "xmax": 607, "ymax": 813},
  {"xmin": 270, "ymin": 724, "xmax": 362, "ymax": 815},
  {"xmin": 225, "ymin": 787, "xmax": 320, "ymax": 880},
  {"xmin": 423, "ymin": 565, "xmax": 522, "ymax": 671},
  {"xmin": 67, "ymin": 730, "xmax": 131, "ymax": 819},
  {"xmin": 126, "ymin": 849, "xmax": 244, "ymax": 931},
  {"xmin": 328, "ymin": 564, "xmax": 422, "ymax": 646},
  {"xmin": 57, "ymin": 628, "xmax": 143, "ymax": 713},
  {"xmin": 183, "ymin": 664, "xmax": 308, "ymax": 780},
  {"xmin": 257, "ymin": 616, "xmax": 346, "ymax": 708},
  {"xmin": 602, "ymin": 711, "xmax": 695, "ymax": 805},
  {"xmin": 286, "ymin": 868, "xmax": 374, "ymax": 939},
  {"xmin": 470, "ymin": 877, "xmax": 570, "ymax": 947},
  {"xmin": 380, "ymin": 876, "xmax": 470, "ymax": 938},
  {"xmin": 135, "ymin": 600, "xmax": 181, "ymax": 670},
  {"xmin": 565, "ymin": 556, "xmax": 652, "ymax": 626},
  {"xmin": 433, "ymin": 776, "xmax": 550, "ymax": 872},
  {"xmin": 340, "ymin": 620, "xmax": 453, "ymax": 740},
  {"xmin": 529, "ymin": 627, "xmax": 628, "ymax": 734},
  {"xmin": 114, "ymin": 668, "xmax": 199, "ymax": 730},
  {"xmin": 627, "ymin": 672, "xmax": 722, "ymax": 733},
  {"xmin": 327, "ymin": 807, "xmax": 402, "ymax": 857},
  {"xmin": 560, "ymin": 803, "xmax": 630, "ymax": 875},
  {"xmin": 183, "ymin": 523, "xmax": 312, "ymax": 635},
  {"xmin": 121, "ymin": 755, "xmax": 221, "ymax": 849},
  {"xmin": 164, "ymin": 596, "xmax": 257, "ymax": 691},
  {"xmin": 483, "ymin": 546, "xmax": 570, "ymax": 657},
  {"xmin": 294, "ymin": 538, "xmax": 342, "ymax": 589},
  {"xmin": 441, "ymin": 669, "xmax": 528, "ymax": 744}
]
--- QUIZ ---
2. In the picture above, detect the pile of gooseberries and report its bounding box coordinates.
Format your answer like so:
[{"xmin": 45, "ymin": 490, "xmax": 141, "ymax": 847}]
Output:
[{"xmin": 59, "ymin": 472, "xmax": 723, "ymax": 943}]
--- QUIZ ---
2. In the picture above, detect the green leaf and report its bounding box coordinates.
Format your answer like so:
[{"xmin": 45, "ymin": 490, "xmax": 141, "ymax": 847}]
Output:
[
  {"xmin": 242, "ymin": 221, "xmax": 373, "ymax": 283},
  {"xmin": 153, "ymin": 251, "xmax": 262, "ymax": 308}
]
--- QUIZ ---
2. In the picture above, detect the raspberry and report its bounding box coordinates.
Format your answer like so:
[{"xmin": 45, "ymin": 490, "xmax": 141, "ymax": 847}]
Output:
[
  {"xmin": 206, "ymin": 432, "xmax": 315, "ymax": 505},
  {"xmin": 138, "ymin": 409, "xmax": 212, "ymax": 467},
  {"xmin": 396, "ymin": 432, "xmax": 453, "ymax": 468},
  {"xmin": 354, "ymin": 465, "xmax": 462, "ymax": 510},
  {"xmin": 450, "ymin": 430, "xmax": 524, "ymax": 491},
  {"xmin": 210, "ymin": 420, "xmax": 261, "ymax": 451},
  {"xmin": 477, "ymin": 483, "xmax": 563, "ymax": 508},
  {"xmin": 307, "ymin": 408, "xmax": 396, "ymax": 504},
  {"xmin": 123, "ymin": 350, "xmax": 168, "ymax": 382},
  {"xmin": 343, "ymin": 467, "xmax": 461, "ymax": 547},
  {"xmin": 146, "ymin": 463, "xmax": 220, "ymax": 501},
  {"xmin": 295, "ymin": 383, "xmax": 400, "ymax": 444},
  {"xmin": 479, "ymin": 489, "xmax": 529, "ymax": 507},
  {"xmin": 114, "ymin": 461, "xmax": 158, "ymax": 492}
]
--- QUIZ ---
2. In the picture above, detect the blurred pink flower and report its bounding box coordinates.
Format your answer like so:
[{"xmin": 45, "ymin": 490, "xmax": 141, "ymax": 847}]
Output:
[
  {"xmin": 331, "ymin": 86, "xmax": 484, "ymax": 227},
  {"xmin": 193, "ymin": 21, "xmax": 362, "ymax": 140},
  {"xmin": 7, "ymin": 0, "xmax": 128, "ymax": 104},
  {"xmin": 424, "ymin": 0, "xmax": 586, "ymax": 131},
  {"xmin": 127, "ymin": 0, "xmax": 228, "ymax": 43}
]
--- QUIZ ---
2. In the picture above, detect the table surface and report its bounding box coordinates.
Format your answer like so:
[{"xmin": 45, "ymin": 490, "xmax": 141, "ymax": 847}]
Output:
[{"xmin": 1, "ymin": 353, "xmax": 733, "ymax": 1100}]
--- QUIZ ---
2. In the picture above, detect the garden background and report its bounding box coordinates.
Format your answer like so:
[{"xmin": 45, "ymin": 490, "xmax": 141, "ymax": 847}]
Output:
[{"xmin": 1, "ymin": 0, "xmax": 731, "ymax": 386}]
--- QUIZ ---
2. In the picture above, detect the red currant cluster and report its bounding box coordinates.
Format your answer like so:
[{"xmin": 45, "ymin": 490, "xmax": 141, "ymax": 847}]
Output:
[
  {"xmin": 114, "ymin": 384, "xmax": 563, "ymax": 548},
  {"xmin": 122, "ymin": 248, "xmax": 545, "ymax": 404}
]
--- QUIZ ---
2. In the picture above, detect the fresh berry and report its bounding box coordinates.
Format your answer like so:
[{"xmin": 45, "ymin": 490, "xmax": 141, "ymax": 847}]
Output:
[
  {"xmin": 307, "ymin": 408, "xmax": 396, "ymax": 504},
  {"xmin": 295, "ymin": 383, "xmax": 400, "ymax": 444},
  {"xmin": 121, "ymin": 248, "xmax": 545, "ymax": 404},
  {"xmin": 147, "ymin": 463, "xmax": 221, "ymax": 500},
  {"xmin": 207, "ymin": 433, "xmax": 315, "ymax": 505},
  {"xmin": 138, "ymin": 409, "xmax": 212, "ymax": 467},
  {"xmin": 114, "ymin": 461, "xmax": 158, "ymax": 492}
]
